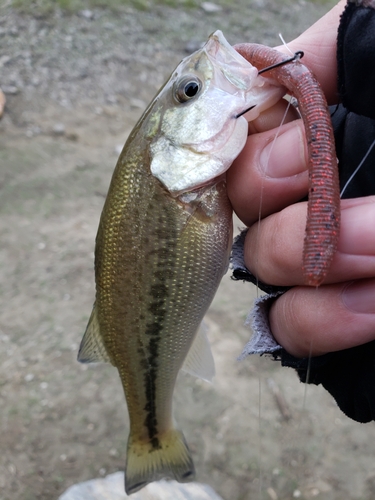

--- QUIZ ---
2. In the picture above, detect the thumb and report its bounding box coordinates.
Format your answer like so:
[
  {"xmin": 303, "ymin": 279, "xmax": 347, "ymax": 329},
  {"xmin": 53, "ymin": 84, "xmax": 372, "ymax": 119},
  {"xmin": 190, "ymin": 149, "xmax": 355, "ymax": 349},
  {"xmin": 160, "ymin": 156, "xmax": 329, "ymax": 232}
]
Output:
[{"xmin": 227, "ymin": 119, "xmax": 309, "ymax": 227}]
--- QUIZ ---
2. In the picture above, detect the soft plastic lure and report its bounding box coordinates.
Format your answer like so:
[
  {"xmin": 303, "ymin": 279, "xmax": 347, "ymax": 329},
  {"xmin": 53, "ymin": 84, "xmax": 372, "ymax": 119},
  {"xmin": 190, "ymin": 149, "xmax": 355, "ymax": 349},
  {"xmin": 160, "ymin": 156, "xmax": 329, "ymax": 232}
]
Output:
[{"xmin": 235, "ymin": 43, "xmax": 340, "ymax": 286}]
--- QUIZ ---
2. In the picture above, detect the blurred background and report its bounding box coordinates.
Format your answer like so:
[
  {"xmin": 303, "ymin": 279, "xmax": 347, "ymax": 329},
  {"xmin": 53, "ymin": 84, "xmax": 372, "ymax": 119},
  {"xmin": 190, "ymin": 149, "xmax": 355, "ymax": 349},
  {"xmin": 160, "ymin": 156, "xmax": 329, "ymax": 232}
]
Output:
[{"xmin": 2, "ymin": 1, "xmax": 375, "ymax": 499}]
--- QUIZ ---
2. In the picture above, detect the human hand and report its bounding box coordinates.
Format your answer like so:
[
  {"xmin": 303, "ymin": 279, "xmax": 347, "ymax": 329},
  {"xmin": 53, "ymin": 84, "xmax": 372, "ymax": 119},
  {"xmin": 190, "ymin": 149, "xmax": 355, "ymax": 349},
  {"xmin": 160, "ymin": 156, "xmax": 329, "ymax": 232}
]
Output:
[{"xmin": 227, "ymin": 0, "xmax": 375, "ymax": 358}]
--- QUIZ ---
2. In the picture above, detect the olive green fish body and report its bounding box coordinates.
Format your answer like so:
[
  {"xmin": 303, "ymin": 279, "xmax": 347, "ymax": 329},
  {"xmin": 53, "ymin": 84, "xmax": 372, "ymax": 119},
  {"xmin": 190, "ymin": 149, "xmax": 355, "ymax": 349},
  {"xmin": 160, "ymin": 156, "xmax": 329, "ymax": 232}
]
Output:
[
  {"xmin": 96, "ymin": 141, "xmax": 233, "ymax": 439},
  {"xmin": 79, "ymin": 30, "xmax": 284, "ymax": 495},
  {"xmin": 82, "ymin": 123, "xmax": 232, "ymax": 491}
]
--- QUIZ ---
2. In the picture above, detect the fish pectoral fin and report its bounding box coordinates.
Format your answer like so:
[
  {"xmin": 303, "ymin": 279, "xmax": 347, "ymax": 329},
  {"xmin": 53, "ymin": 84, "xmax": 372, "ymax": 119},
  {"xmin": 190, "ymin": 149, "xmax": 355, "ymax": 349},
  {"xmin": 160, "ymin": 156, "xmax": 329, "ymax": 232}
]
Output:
[
  {"xmin": 181, "ymin": 322, "xmax": 215, "ymax": 383},
  {"xmin": 125, "ymin": 429, "xmax": 195, "ymax": 495},
  {"xmin": 77, "ymin": 306, "xmax": 113, "ymax": 364}
]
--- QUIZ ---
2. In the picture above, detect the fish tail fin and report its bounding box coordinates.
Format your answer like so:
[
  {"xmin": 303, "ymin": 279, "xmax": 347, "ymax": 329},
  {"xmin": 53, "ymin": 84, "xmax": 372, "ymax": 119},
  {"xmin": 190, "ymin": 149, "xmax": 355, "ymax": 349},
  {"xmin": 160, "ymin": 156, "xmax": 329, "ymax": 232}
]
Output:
[{"xmin": 125, "ymin": 428, "xmax": 195, "ymax": 495}]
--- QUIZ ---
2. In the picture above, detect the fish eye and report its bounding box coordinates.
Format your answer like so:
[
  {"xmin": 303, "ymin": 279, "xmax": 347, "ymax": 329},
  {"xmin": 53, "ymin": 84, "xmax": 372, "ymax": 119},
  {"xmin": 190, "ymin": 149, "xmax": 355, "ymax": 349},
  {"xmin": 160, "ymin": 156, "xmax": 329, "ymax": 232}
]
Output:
[{"xmin": 174, "ymin": 76, "xmax": 202, "ymax": 103}]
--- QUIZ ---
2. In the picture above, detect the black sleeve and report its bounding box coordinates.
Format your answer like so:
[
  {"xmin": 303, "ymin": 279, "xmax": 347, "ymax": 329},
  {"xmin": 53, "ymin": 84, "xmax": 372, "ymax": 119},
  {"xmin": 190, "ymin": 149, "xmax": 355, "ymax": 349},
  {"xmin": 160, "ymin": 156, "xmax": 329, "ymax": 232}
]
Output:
[{"xmin": 234, "ymin": 0, "xmax": 375, "ymax": 423}]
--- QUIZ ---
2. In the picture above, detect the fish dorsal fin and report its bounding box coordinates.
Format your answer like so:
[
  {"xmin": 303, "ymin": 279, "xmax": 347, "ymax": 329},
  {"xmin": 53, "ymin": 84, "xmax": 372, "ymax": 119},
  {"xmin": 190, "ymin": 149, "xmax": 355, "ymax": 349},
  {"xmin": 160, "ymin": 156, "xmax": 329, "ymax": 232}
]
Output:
[
  {"xmin": 77, "ymin": 306, "xmax": 113, "ymax": 364},
  {"xmin": 181, "ymin": 322, "xmax": 215, "ymax": 383}
]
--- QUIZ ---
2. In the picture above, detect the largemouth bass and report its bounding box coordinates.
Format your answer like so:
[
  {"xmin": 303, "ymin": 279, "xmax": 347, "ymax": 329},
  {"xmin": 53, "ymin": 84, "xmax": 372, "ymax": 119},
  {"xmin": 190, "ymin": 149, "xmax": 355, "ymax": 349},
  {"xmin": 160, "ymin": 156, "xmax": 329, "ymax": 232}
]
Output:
[{"xmin": 78, "ymin": 30, "xmax": 283, "ymax": 495}]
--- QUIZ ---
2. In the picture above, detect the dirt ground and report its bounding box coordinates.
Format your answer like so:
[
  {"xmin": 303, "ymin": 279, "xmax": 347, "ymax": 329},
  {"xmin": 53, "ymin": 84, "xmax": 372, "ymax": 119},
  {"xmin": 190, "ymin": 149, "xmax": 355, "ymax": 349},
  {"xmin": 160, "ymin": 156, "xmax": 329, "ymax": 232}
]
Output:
[{"xmin": 2, "ymin": 1, "xmax": 375, "ymax": 499}]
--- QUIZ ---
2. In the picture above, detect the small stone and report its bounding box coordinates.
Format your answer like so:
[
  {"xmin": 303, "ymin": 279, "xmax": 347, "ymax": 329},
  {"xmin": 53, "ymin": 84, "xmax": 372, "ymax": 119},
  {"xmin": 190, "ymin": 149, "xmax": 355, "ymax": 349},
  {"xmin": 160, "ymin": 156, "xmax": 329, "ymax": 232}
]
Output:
[
  {"xmin": 267, "ymin": 487, "xmax": 278, "ymax": 500},
  {"xmin": 52, "ymin": 123, "xmax": 65, "ymax": 136},
  {"xmin": 201, "ymin": 2, "xmax": 222, "ymax": 13},
  {"xmin": 2, "ymin": 85, "xmax": 19, "ymax": 95},
  {"xmin": 106, "ymin": 95, "xmax": 117, "ymax": 104},
  {"xmin": 0, "ymin": 55, "xmax": 10, "ymax": 67},
  {"xmin": 130, "ymin": 98, "xmax": 146, "ymax": 109},
  {"xmin": 24, "ymin": 373, "xmax": 34, "ymax": 382},
  {"xmin": 184, "ymin": 40, "xmax": 204, "ymax": 53},
  {"xmin": 79, "ymin": 9, "xmax": 94, "ymax": 19},
  {"xmin": 8, "ymin": 464, "xmax": 16, "ymax": 475}
]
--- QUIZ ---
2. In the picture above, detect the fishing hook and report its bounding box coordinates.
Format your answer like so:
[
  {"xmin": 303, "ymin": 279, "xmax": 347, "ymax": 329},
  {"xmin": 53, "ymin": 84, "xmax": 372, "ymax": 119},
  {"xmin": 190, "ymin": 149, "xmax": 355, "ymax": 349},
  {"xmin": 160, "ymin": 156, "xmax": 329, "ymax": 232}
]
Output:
[
  {"xmin": 235, "ymin": 104, "xmax": 256, "ymax": 119},
  {"xmin": 258, "ymin": 50, "xmax": 304, "ymax": 74},
  {"xmin": 234, "ymin": 52, "xmax": 304, "ymax": 119}
]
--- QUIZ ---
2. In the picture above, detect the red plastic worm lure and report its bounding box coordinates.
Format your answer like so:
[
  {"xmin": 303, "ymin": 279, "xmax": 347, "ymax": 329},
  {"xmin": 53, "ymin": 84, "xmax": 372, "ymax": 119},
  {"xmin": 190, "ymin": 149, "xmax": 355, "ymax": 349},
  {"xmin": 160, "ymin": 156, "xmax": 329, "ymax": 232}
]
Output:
[{"xmin": 235, "ymin": 43, "xmax": 340, "ymax": 287}]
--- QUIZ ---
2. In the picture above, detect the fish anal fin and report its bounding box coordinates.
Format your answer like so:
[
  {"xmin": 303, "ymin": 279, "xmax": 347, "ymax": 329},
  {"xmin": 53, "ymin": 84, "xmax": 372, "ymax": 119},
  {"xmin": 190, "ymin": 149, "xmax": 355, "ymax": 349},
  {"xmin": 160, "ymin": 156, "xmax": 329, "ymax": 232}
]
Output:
[
  {"xmin": 125, "ymin": 429, "xmax": 195, "ymax": 495},
  {"xmin": 181, "ymin": 322, "xmax": 215, "ymax": 383},
  {"xmin": 77, "ymin": 306, "xmax": 112, "ymax": 364}
]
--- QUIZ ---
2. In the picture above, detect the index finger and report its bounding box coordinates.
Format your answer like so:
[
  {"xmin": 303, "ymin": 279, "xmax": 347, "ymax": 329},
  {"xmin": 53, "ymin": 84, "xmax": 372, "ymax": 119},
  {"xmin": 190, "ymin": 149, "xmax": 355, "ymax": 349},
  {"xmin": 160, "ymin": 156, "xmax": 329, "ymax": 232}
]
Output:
[{"xmin": 244, "ymin": 196, "xmax": 375, "ymax": 287}]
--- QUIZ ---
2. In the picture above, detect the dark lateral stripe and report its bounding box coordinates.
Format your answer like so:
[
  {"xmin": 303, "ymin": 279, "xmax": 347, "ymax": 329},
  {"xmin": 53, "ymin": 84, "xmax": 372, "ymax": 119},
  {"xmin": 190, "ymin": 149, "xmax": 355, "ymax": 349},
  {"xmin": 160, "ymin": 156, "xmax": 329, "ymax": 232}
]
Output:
[{"xmin": 142, "ymin": 208, "xmax": 178, "ymax": 445}]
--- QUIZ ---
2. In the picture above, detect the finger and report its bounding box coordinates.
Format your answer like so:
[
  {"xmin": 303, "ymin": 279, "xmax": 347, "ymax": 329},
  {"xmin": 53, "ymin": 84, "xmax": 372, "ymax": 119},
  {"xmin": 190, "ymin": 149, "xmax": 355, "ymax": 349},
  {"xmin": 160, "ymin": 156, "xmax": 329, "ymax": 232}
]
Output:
[
  {"xmin": 227, "ymin": 119, "xmax": 308, "ymax": 227},
  {"xmin": 247, "ymin": 98, "xmax": 300, "ymax": 134},
  {"xmin": 244, "ymin": 197, "xmax": 375, "ymax": 286},
  {"xmin": 270, "ymin": 278, "xmax": 375, "ymax": 358},
  {"xmin": 275, "ymin": 0, "xmax": 346, "ymax": 104}
]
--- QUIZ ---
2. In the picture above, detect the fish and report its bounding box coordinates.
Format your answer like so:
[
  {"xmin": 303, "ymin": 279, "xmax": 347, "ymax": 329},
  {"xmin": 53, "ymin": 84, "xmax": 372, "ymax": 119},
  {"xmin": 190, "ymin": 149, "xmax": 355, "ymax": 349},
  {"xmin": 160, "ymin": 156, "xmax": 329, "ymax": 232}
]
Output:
[{"xmin": 78, "ymin": 30, "xmax": 283, "ymax": 495}]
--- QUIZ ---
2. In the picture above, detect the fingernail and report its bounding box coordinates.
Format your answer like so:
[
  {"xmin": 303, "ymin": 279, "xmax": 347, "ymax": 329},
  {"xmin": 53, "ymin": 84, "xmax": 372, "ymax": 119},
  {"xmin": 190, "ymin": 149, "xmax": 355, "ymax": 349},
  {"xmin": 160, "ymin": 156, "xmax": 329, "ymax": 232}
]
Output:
[
  {"xmin": 259, "ymin": 121, "xmax": 307, "ymax": 178},
  {"xmin": 342, "ymin": 279, "xmax": 375, "ymax": 314}
]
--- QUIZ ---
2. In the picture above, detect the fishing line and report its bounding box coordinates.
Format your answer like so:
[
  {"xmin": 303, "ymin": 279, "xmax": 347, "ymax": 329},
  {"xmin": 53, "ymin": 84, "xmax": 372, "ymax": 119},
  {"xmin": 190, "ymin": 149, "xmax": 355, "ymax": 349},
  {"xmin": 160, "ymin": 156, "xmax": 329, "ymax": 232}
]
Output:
[
  {"xmin": 253, "ymin": 39, "xmax": 308, "ymax": 497},
  {"xmin": 254, "ymin": 99, "xmax": 293, "ymax": 295},
  {"xmin": 340, "ymin": 137, "xmax": 375, "ymax": 198},
  {"xmin": 279, "ymin": 33, "xmax": 294, "ymax": 55},
  {"xmin": 302, "ymin": 338, "xmax": 314, "ymax": 410},
  {"xmin": 257, "ymin": 367, "xmax": 263, "ymax": 500},
  {"xmin": 255, "ymin": 37, "xmax": 309, "ymax": 498},
  {"xmin": 254, "ymin": 99, "xmax": 292, "ymax": 499}
]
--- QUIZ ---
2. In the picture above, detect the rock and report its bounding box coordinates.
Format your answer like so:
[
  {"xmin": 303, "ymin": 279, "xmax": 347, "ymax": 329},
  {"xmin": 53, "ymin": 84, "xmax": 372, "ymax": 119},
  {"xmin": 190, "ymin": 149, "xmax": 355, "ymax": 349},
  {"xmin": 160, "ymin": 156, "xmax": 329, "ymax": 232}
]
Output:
[
  {"xmin": 58, "ymin": 472, "xmax": 225, "ymax": 500},
  {"xmin": 79, "ymin": 10, "xmax": 94, "ymax": 20},
  {"xmin": 52, "ymin": 123, "xmax": 66, "ymax": 136},
  {"xmin": 201, "ymin": 2, "xmax": 222, "ymax": 13},
  {"xmin": 2, "ymin": 85, "xmax": 19, "ymax": 95},
  {"xmin": 0, "ymin": 55, "xmax": 11, "ymax": 68},
  {"xmin": 129, "ymin": 98, "xmax": 146, "ymax": 109},
  {"xmin": 184, "ymin": 40, "xmax": 204, "ymax": 54}
]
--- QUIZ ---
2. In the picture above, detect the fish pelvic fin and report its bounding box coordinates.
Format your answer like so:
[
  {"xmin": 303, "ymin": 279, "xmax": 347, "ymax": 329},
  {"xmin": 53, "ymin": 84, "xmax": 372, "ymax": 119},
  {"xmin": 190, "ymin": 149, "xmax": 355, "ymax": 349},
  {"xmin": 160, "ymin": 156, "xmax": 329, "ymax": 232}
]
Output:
[
  {"xmin": 125, "ymin": 428, "xmax": 195, "ymax": 495},
  {"xmin": 77, "ymin": 306, "xmax": 113, "ymax": 364}
]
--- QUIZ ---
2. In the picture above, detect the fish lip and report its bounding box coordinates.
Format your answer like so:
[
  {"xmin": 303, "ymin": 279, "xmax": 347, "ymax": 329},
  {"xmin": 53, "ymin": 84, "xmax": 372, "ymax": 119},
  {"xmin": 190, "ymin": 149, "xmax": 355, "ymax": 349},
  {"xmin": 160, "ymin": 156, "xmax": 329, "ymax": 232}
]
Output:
[{"xmin": 184, "ymin": 112, "xmax": 246, "ymax": 155}]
